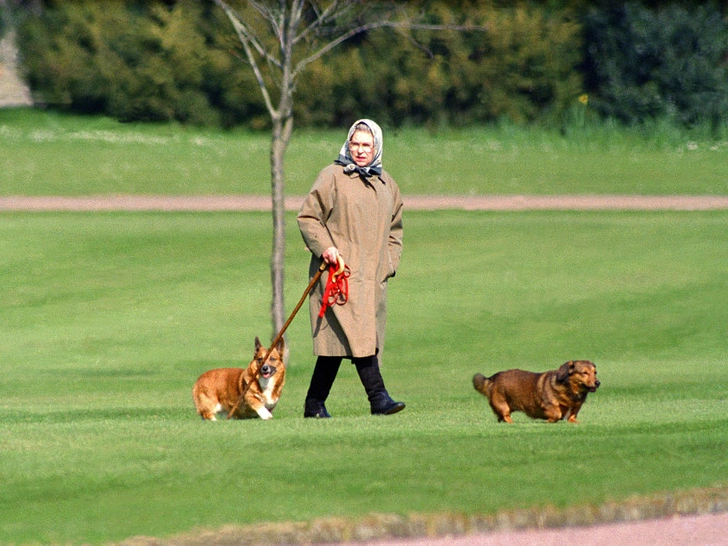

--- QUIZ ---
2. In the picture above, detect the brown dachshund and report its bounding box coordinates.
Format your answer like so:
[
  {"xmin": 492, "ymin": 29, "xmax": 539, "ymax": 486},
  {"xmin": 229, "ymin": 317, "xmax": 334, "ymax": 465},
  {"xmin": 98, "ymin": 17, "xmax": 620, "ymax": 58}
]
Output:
[
  {"xmin": 192, "ymin": 337, "xmax": 286, "ymax": 420},
  {"xmin": 473, "ymin": 360, "xmax": 600, "ymax": 423}
]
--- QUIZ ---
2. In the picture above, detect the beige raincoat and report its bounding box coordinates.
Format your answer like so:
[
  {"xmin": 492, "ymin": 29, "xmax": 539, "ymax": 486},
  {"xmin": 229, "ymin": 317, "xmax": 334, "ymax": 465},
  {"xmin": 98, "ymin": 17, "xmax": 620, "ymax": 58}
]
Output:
[{"xmin": 297, "ymin": 164, "xmax": 403, "ymax": 358}]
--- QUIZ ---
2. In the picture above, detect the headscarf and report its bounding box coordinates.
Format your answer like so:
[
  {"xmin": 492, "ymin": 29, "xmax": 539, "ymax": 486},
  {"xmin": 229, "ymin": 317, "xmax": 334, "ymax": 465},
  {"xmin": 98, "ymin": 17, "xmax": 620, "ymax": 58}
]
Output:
[{"xmin": 335, "ymin": 119, "xmax": 383, "ymax": 177}]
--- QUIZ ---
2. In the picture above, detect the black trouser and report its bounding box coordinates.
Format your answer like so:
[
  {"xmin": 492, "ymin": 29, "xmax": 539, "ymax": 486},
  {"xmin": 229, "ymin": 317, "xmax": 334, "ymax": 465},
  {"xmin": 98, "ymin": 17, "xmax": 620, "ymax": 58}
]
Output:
[{"xmin": 306, "ymin": 354, "xmax": 383, "ymax": 403}]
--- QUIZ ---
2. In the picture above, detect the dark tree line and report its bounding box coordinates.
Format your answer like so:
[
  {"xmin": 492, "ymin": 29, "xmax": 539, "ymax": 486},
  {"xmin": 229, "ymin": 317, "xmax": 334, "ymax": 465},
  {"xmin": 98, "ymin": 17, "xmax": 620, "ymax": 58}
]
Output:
[{"xmin": 4, "ymin": 0, "xmax": 728, "ymax": 129}]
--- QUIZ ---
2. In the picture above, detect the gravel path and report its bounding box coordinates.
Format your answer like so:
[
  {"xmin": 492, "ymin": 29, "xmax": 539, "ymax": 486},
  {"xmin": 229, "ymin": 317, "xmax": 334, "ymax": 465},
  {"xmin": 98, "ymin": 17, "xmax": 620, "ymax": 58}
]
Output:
[
  {"xmin": 363, "ymin": 512, "xmax": 728, "ymax": 545},
  {"xmin": 1, "ymin": 194, "xmax": 728, "ymax": 211}
]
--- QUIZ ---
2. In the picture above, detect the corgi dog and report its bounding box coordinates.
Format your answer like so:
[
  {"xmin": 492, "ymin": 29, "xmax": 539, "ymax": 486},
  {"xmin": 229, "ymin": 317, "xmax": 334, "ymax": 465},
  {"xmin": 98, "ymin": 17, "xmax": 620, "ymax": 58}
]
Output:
[{"xmin": 192, "ymin": 337, "xmax": 285, "ymax": 420}]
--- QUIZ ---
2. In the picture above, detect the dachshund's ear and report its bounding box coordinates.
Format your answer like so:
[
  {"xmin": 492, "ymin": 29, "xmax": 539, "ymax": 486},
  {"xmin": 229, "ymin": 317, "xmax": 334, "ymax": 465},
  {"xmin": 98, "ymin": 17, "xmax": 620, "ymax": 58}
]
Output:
[{"xmin": 556, "ymin": 361, "xmax": 573, "ymax": 383}]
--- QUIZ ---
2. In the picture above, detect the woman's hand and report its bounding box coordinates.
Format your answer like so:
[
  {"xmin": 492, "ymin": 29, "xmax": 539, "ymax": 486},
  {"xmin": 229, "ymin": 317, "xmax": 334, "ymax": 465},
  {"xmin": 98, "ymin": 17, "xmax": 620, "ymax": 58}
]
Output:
[{"xmin": 322, "ymin": 246, "xmax": 341, "ymax": 266}]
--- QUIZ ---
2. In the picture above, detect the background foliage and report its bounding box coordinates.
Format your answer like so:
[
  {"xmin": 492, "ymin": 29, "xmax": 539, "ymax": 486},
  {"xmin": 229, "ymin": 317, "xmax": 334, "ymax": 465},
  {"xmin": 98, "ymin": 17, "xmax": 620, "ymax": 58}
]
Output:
[
  {"xmin": 583, "ymin": 2, "xmax": 728, "ymax": 129},
  {"xmin": 9, "ymin": 0, "xmax": 728, "ymax": 129},
  {"xmin": 295, "ymin": 2, "xmax": 583, "ymax": 128},
  {"xmin": 14, "ymin": 2, "xmax": 264, "ymax": 126}
]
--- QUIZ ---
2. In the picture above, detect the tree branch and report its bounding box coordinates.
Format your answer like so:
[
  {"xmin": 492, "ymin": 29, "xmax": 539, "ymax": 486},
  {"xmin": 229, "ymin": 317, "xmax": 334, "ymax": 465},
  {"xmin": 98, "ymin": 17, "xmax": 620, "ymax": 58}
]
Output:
[
  {"xmin": 293, "ymin": 0, "xmax": 353, "ymax": 46},
  {"xmin": 213, "ymin": 0, "xmax": 280, "ymax": 118},
  {"xmin": 290, "ymin": 4, "xmax": 489, "ymax": 79},
  {"xmin": 292, "ymin": 19, "xmax": 391, "ymax": 78},
  {"xmin": 213, "ymin": 0, "xmax": 282, "ymax": 70}
]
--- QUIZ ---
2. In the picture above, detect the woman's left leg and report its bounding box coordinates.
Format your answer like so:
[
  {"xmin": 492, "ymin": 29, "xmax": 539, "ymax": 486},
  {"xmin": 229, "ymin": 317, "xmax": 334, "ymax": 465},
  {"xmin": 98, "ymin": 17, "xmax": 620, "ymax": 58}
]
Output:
[{"xmin": 353, "ymin": 355, "xmax": 405, "ymax": 415}]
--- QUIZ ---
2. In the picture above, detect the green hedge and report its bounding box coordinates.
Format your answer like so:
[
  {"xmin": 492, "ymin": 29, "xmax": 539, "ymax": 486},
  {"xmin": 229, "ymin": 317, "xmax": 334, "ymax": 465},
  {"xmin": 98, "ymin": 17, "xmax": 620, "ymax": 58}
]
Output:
[
  {"xmin": 15, "ymin": 0, "xmax": 582, "ymax": 127},
  {"xmin": 16, "ymin": 2, "xmax": 264, "ymax": 126},
  {"xmin": 583, "ymin": 2, "xmax": 728, "ymax": 128},
  {"xmin": 13, "ymin": 0, "xmax": 728, "ymax": 129},
  {"xmin": 294, "ymin": 2, "xmax": 583, "ymax": 127}
]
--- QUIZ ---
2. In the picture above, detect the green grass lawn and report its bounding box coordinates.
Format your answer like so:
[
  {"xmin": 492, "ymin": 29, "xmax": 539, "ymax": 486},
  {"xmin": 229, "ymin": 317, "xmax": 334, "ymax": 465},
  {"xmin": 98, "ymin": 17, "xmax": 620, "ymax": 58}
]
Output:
[
  {"xmin": 1, "ymin": 108, "xmax": 727, "ymax": 196},
  {"xmin": 1, "ymin": 210, "xmax": 726, "ymax": 543}
]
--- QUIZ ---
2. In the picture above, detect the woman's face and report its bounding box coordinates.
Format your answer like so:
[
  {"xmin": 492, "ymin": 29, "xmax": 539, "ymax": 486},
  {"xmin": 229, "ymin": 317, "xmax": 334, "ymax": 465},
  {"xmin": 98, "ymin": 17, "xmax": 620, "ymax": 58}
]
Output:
[{"xmin": 348, "ymin": 130, "xmax": 375, "ymax": 167}]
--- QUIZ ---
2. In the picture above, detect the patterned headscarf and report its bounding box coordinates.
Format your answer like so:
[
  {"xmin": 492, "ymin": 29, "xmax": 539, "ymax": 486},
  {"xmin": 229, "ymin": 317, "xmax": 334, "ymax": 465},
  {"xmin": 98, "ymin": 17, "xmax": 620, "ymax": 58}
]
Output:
[{"xmin": 335, "ymin": 119, "xmax": 383, "ymax": 177}]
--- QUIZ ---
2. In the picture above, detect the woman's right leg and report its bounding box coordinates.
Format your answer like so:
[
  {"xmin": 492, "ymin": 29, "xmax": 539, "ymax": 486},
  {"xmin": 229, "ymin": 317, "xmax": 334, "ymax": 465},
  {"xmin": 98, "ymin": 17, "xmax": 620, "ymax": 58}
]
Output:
[{"xmin": 304, "ymin": 356, "xmax": 343, "ymax": 418}]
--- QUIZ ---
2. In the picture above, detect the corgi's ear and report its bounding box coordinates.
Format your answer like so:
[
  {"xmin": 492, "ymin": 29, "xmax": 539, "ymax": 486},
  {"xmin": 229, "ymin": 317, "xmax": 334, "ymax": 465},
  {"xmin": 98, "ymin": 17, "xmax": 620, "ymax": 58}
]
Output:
[
  {"xmin": 255, "ymin": 336, "xmax": 262, "ymax": 351},
  {"xmin": 275, "ymin": 337, "xmax": 285, "ymax": 354}
]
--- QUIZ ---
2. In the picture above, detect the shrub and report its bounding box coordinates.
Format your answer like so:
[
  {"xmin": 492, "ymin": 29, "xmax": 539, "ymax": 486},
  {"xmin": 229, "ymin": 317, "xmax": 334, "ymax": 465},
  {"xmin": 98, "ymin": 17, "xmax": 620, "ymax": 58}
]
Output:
[
  {"xmin": 582, "ymin": 2, "xmax": 728, "ymax": 128},
  {"xmin": 17, "ymin": 0, "xmax": 585, "ymax": 128},
  {"xmin": 298, "ymin": 1, "xmax": 583, "ymax": 127},
  {"xmin": 17, "ymin": 1, "xmax": 225, "ymax": 124}
]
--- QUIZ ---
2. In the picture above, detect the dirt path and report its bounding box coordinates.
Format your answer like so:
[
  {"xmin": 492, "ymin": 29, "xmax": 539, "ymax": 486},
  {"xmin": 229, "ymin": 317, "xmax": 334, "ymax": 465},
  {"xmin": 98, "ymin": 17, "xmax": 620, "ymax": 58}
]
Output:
[
  {"xmin": 363, "ymin": 512, "xmax": 728, "ymax": 546},
  {"xmin": 124, "ymin": 506, "xmax": 728, "ymax": 545},
  {"xmin": 1, "ymin": 194, "xmax": 728, "ymax": 211}
]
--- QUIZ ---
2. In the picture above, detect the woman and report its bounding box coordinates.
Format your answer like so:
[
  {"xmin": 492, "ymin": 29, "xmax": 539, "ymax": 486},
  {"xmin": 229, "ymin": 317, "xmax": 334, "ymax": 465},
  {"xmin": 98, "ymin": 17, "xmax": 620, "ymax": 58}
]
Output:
[{"xmin": 297, "ymin": 119, "xmax": 405, "ymax": 418}]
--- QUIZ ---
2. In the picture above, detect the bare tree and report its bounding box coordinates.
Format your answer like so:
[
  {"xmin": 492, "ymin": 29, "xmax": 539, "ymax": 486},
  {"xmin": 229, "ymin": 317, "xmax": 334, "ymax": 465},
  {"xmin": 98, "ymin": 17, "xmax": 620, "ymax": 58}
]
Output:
[{"xmin": 211, "ymin": 0, "xmax": 483, "ymax": 339}]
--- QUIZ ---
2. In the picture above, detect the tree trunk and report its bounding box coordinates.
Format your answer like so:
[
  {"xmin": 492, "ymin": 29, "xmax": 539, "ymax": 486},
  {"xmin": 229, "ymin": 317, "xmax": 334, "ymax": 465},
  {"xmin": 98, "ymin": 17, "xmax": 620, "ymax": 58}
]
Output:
[
  {"xmin": 269, "ymin": 4, "xmax": 296, "ymax": 342},
  {"xmin": 269, "ymin": 113, "xmax": 294, "ymax": 339}
]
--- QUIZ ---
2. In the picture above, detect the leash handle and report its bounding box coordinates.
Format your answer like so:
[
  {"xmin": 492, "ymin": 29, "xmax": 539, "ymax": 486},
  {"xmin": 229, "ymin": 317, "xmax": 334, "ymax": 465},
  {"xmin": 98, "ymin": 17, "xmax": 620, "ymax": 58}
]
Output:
[{"xmin": 333, "ymin": 254, "xmax": 345, "ymax": 276}]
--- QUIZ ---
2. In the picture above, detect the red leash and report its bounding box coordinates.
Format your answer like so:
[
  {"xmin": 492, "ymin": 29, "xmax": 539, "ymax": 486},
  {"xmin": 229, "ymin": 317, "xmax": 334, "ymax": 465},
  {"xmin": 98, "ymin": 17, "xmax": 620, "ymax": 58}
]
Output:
[{"xmin": 319, "ymin": 257, "xmax": 350, "ymax": 317}]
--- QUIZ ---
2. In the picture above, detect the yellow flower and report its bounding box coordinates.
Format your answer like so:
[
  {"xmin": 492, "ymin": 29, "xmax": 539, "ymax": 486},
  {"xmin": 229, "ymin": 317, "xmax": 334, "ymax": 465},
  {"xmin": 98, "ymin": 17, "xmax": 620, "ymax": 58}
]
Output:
[{"xmin": 578, "ymin": 94, "xmax": 589, "ymax": 106}]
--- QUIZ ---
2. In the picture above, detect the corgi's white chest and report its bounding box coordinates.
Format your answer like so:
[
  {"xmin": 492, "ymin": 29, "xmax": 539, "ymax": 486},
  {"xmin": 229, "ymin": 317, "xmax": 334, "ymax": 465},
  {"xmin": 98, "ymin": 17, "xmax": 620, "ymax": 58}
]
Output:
[{"xmin": 258, "ymin": 377, "xmax": 277, "ymax": 408}]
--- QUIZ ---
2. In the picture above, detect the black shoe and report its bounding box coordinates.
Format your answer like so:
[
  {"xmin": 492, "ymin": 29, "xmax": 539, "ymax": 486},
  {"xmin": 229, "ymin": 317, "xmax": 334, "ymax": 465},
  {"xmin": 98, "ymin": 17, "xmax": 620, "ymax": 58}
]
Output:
[
  {"xmin": 370, "ymin": 394, "xmax": 406, "ymax": 415},
  {"xmin": 304, "ymin": 399, "xmax": 331, "ymax": 418}
]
